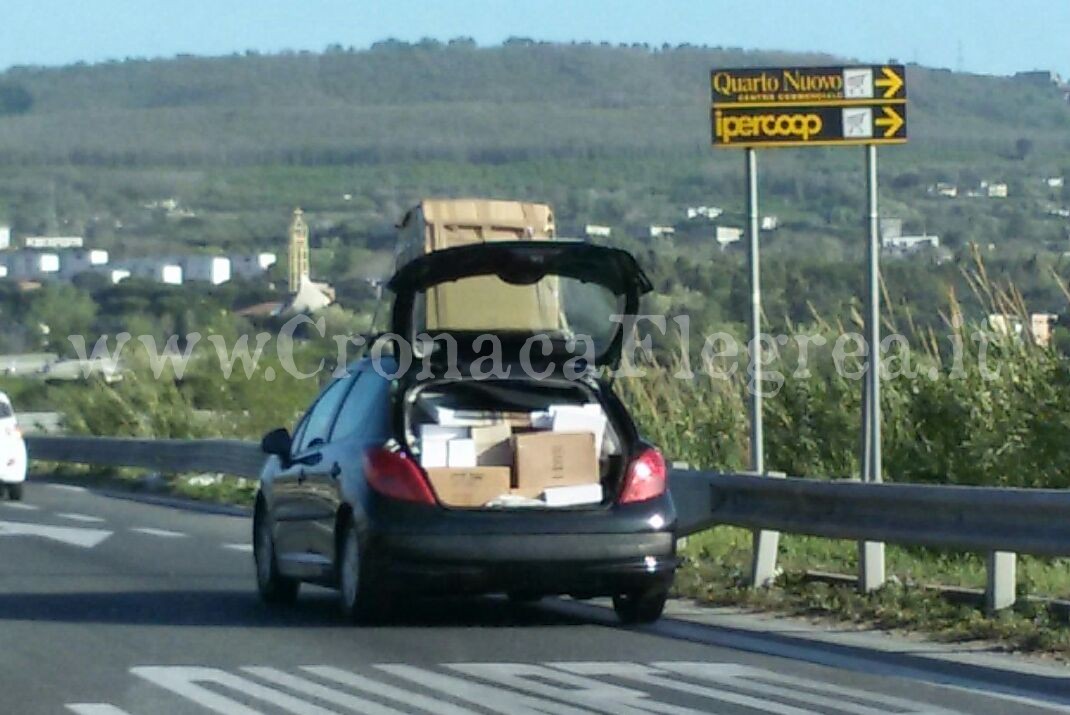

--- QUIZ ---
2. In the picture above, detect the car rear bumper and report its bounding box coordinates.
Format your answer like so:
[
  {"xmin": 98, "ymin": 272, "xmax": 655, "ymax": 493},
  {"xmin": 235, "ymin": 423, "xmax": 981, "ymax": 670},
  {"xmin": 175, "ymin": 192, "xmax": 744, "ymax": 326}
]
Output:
[{"xmin": 365, "ymin": 494, "xmax": 677, "ymax": 596}]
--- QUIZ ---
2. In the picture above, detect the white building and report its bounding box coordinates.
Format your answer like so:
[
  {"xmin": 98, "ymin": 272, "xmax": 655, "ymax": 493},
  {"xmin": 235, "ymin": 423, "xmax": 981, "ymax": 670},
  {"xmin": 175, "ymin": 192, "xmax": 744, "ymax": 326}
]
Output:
[
  {"xmin": 231, "ymin": 253, "xmax": 278, "ymax": 279},
  {"xmin": 1046, "ymin": 177, "xmax": 1064, "ymax": 189},
  {"xmin": 115, "ymin": 258, "xmax": 183, "ymax": 286},
  {"xmin": 4, "ymin": 251, "xmax": 60, "ymax": 279},
  {"xmin": 584, "ymin": 225, "xmax": 612, "ymax": 238},
  {"xmin": 0, "ymin": 226, "xmax": 10, "ymax": 250},
  {"xmin": 649, "ymin": 225, "xmax": 675, "ymax": 238},
  {"xmin": 686, "ymin": 206, "xmax": 723, "ymax": 220},
  {"xmin": 24, "ymin": 236, "xmax": 83, "ymax": 249},
  {"xmin": 715, "ymin": 226, "xmax": 743, "ymax": 247},
  {"xmin": 981, "ymin": 181, "xmax": 1009, "ymax": 198},
  {"xmin": 59, "ymin": 249, "xmax": 109, "ymax": 279},
  {"xmin": 761, "ymin": 216, "xmax": 779, "ymax": 231},
  {"xmin": 883, "ymin": 234, "xmax": 940, "ymax": 254},
  {"xmin": 107, "ymin": 269, "xmax": 131, "ymax": 285},
  {"xmin": 180, "ymin": 255, "xmax": 231, "ymax": 285}
]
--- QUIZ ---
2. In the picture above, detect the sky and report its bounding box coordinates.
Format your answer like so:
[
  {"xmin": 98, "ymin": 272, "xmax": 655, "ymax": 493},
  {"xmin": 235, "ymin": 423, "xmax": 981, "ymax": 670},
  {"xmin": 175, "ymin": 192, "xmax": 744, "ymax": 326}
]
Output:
[{"xmin": 1, "ymin": 0, "xmax": 1067, "ymax": 77}]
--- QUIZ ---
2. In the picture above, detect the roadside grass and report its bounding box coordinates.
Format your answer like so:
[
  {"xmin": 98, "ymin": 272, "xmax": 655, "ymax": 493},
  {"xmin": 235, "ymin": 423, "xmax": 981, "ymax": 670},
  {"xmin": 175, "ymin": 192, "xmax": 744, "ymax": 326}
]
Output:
[
  {"xmin": 30, "ymin": 463, "xmax": 255, "ymax": 507},
  {"xmin": 676, "ymin": 526, "xmax": 1070, "ymax": 656}
]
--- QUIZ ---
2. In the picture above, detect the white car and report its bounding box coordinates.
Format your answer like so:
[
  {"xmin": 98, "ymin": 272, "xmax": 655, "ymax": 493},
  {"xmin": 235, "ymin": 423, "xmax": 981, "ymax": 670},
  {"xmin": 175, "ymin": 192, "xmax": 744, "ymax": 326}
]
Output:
[{"xmin": 0, "ymin": 392, "xmax": 27, "ymax": 500}]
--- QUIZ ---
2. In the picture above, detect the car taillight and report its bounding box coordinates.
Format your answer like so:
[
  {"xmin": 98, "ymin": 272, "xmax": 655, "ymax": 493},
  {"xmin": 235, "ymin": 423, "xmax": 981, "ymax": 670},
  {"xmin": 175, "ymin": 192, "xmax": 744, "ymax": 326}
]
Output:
[
  {"xmin": 363, "ymin": 448, "xmax": 437, "ymax": 505},
  {"xmin": 619, "ymin": 447, "xmax": 667, "ymax": 504}
]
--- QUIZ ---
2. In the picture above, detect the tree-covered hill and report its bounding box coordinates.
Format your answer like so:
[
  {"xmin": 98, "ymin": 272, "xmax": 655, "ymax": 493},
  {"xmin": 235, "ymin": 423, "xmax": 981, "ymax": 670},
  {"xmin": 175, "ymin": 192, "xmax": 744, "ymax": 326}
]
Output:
[{"xmin": 0, "ymin": 40, "xmax": 1067, "ymax": 167}]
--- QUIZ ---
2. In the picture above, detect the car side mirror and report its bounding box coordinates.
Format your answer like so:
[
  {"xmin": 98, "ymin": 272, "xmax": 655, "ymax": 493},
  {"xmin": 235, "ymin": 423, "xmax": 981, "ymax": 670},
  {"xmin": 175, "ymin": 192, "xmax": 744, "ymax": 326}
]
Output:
[{"xmin": 261, "ymin": 428, "xmax": 292, "ymax": 465}]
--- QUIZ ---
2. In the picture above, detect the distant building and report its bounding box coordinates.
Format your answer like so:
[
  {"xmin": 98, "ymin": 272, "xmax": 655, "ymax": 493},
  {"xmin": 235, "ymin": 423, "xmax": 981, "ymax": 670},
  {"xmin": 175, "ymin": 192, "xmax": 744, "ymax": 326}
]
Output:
[
  {"xmin": 981, "ymin": 181, "xmax": 1008, "ymax": 198},
  {"xmin": 0, "ymin": 226, "xmax": 9, "ymax": 251},
  {"xmin": 760, "ymin": 216, "xmax": 779, "ymax": 231},
  {"xmin": 883, "ymin": 234, "xmax": 940, "ymax": 255},
  {"xmin": 686, "ymin": 206, "xmax": 723, "ymax": 220},
  {"xmin": 4, "ymin": 251, "xmax": 60, "ymax": 279},
  {"xmin": 929, "ymin": 182, "xmax": 958, "ymax": 198},
  {"xmin": 1046, "ymin": 177, "xmax": 1065, "ymax": 189},
  {"xmin": 59, "ymin": 249, "xmax": 108, "ymax": 279},
  {"xmin": 180, "ymin": 255, "xmax": 231, "ymax": 285},
  {"xmin": 230, "ymin": 252, "xmax": 278, "ymax": 279},
  {"xmin": 24, "ymin": 236, "xmax": 83, "ymax": 249},
  {"xmin": 115, "ymin": 258, "xmax": 183, "ymax": 285},
  {"xmin": 715, "ymin": 226, "xmax": 743, "ymax": 247},
  {"xmin": 584, "ymin": 224, "xmax": 612, "ymax": 238},
  {"xmin": 649, "ymin": 225, "xmax": 675, "ymax": 238},
  {"xmin": 288, "ymin": 208, "xmax": 310, "ymax": 293},
  {"xmin": 1031, "ymin": 313, "xmax": 1058, "ymax": 347}
]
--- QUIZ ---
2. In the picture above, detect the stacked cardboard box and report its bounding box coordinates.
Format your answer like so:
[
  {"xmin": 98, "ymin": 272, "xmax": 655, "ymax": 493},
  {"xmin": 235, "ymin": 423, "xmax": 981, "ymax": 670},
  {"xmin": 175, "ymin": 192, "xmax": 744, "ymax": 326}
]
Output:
[{"xmin": 419, "ymin": 403, "xmax": 608, "ymax": 508}]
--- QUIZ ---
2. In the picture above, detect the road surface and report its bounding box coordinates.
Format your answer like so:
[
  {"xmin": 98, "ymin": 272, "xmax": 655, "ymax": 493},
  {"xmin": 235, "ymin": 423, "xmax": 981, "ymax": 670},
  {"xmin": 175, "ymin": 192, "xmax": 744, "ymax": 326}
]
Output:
[{"xmin": 2, "ymin": 481, "xmax": 1069, "ymax": 714}]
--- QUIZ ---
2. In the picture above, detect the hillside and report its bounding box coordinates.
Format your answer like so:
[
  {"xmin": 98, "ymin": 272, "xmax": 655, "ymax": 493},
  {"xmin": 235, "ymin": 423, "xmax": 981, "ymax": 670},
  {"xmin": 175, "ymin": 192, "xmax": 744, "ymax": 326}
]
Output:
[{"xmin": 0, "ymin": 41, "xmax": 1067, "ymax": 167}]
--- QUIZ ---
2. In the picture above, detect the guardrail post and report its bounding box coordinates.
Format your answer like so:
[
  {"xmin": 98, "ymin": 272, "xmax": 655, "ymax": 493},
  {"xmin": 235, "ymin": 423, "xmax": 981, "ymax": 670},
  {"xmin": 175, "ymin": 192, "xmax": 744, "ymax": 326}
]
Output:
[
  {"xmin": 986, "ymin": 551, "xmax": 1017, "ymax": 612},
  {"xmin": 749, "ymin": 471, "xmax": 784, "ymax": 587}
]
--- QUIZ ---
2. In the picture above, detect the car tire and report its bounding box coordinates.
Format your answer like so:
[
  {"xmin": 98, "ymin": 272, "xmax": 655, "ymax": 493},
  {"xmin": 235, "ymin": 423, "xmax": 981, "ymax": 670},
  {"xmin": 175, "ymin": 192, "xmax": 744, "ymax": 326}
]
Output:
[
  {"xmin": 253, "ymin": 501, "xmax": 299, "ymax": 606},
  {"xmin": 7, "ymin": 483, "xmax": 23, "ymax": 501},
  {"xmin": 612, "ymin": 584, "xmax": 669, "ymax": 624},
  {"xmin": 337, "ymin": 520, "xmax": 386, "ymax": 625}
]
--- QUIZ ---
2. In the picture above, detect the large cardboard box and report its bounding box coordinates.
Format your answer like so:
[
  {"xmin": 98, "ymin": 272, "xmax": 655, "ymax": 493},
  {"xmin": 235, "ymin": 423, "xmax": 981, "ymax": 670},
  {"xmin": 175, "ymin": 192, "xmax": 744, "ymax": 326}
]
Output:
[
  {"xmin": 471, "ymin": 422, "xmax": 513, "ymax": 466},
  {"xmin": 427, "ymin": 467, "xmax": 511, "ymax": 508},
  {"xmin": 513, "ymin": 431, "xmax": 599, "ymax": 494}
]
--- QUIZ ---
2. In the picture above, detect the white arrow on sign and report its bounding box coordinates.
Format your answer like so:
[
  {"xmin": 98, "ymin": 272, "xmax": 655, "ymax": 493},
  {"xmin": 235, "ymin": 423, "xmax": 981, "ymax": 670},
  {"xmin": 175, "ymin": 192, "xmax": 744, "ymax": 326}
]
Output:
[{"xmin": 0, "ymin": 519, "xmax": 112, "ymax": 548}]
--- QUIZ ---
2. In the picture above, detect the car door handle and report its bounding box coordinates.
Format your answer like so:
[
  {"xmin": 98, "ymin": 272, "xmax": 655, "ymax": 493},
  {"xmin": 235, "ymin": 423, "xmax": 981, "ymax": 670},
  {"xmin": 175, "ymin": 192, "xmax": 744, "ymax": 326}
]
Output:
[{"xmin": 330, "ymin": 463, "xmax": 342, "ymax": 479}]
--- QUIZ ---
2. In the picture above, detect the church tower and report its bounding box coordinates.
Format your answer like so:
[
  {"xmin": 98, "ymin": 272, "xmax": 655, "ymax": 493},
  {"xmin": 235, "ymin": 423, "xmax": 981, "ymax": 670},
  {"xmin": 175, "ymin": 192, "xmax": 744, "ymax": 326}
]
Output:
[{"xmin": 288, "ymin": 208, "xmax": 310, "ymax": 293}]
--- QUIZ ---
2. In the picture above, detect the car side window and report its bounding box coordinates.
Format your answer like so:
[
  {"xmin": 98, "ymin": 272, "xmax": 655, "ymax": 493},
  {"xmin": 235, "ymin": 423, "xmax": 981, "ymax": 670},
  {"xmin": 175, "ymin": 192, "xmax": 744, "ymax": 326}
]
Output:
[
  {"xmin": 292, "ymin": 378, "xmax": 351, "ymax": 454},
  {"xmin": 331, "ymin": 371, "xmax": 392, "ymax": 442}
]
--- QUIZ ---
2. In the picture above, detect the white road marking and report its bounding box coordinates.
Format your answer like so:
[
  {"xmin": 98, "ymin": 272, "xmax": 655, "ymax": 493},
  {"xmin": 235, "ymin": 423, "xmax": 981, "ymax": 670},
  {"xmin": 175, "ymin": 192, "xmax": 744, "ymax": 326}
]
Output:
[
  {"xmin": 244, "ymin": 667, "xmax": 411, "ymax": 715},
  {"xmin": 1, "ymin": 502, "xmax": 38, "ymax": 511},
  {"xmin": 132, "ymin": 666, "xmax": 335, "ymax": 715},
  {"xmin": 303, "ymin": 666, "xmax": 481, "ymax": 715},
  {"xmin": 223, "ymin": 543, "xmax": 253, "ymax": 552},
  {"xmin": 57, "ymin": 512, "xmax": 106, "ymax": 523},
  {"xmin": 378, "ymin": 664, "xmax": 599, "ymax": 715},
  {"xmin": 130, "ymin": 527, "xmax": 186, "ymax": 538},
  {"xmin": 450, "ymin": 662, "xmax": 706, "ymax": 715},
  {"xmin": 0, "ymin": 519, "xmax": 111, "ymax": 548},
  {"xmin": 72, "ymin": 661, "xmax": 980, "ymax": 715},
  {"xmin": 48, "ymin": 484, "xmax": 88, "ymax": 493}
]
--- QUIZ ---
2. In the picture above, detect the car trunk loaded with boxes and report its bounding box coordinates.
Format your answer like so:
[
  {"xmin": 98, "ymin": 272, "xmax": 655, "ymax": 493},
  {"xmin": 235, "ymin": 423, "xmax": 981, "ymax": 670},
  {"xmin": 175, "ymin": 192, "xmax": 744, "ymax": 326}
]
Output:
[{"xmin": 388, "ymin": 199, "xmax": 653, "ymax": 510}]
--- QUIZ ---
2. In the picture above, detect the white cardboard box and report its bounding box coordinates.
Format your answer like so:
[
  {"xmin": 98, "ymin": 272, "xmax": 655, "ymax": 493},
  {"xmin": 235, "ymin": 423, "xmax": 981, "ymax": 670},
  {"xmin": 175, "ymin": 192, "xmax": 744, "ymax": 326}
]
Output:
[
  {"xmin": 549, "ymin": 404, "xmax": 607, "ymax": 456},
  {"xmin": 447, "ymin": 438, "xmax": 478, "ymax": 468},
  {"xmin": 541, "ymin": 483, "xmax": 604, "ymax": 507},
  {"xmin": 420, "ymin": 436, "xmax": 450, "ymax": 468},
  {"xmin": 420, "ymin": 424, "xmax": 469, "ymax": 441}
]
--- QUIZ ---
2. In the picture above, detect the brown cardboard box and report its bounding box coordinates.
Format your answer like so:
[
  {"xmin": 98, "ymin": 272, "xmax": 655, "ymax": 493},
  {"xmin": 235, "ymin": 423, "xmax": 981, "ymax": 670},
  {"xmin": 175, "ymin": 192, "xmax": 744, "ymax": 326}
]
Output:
[
  {"xmin": 427, "ymin": 467, "xmax": 511, "ymax": 508},
  {"xmin": 513, "ymin": 431, "xmax": 599, "ymax": 493},
  {"xmin": 471, "ymin": 422, "xmax": 513, "ymax": 466}
]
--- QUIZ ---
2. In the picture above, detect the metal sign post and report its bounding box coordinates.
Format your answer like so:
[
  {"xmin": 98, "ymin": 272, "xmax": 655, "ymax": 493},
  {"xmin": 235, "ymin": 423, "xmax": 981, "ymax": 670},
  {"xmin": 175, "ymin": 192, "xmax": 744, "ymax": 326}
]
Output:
[
  {"xmin": 710, "ymin": 64, "xmax": 906, "ymax": 591},
  {"xmin": 860, "ymin": 144, "xmax": 885, "ymax": 591}
]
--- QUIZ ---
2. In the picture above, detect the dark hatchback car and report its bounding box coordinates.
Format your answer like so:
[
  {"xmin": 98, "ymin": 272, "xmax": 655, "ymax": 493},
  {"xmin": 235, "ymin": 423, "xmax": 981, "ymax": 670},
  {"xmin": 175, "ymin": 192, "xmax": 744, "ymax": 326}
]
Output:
[{"xmin": 254, "ymin": 241, "xmax": 678, "ymax": 623}]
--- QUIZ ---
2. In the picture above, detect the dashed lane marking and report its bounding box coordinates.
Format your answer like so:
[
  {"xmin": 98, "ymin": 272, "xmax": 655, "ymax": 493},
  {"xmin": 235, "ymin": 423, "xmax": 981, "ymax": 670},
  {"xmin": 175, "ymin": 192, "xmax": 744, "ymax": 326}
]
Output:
[
  {"xmin": 130, "ymin": 527, "xmax": 186, "ymax": 538},
  {"xmin": 66, "ymin": 661, "xmax": 968, "ymax": 715},
  {"xmin": 47, "ymin": 484, "xmax": 88, "ymax": 493},
  {"xmin": 223, "ymin": 543, "xmax": 253, "ymax": 553},
  {"xmin": 0, "ymin": 519, "xmax": 111, "ymax": 548},
  {"xmin": 1, "ymin": 502, "xmax": 38, "ymax": 511},
  {"xmin": 56, "ymin": 512, "xmax": 106, "ymax": 523}
]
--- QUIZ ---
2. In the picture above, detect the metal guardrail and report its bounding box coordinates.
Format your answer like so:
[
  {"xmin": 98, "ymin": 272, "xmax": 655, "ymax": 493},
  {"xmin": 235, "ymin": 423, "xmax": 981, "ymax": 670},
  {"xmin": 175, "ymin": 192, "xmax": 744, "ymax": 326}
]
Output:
[
  {"xmin": 26, "ymin": 436, "xmax": 1059, "ymax": 611},
  {"xmin": 670, "ymin": 469, "xmax": 1070, "ymax": 557},
  {"xmin": 26, "ymin": 436, "xmax": 265, "ymax": 479}
]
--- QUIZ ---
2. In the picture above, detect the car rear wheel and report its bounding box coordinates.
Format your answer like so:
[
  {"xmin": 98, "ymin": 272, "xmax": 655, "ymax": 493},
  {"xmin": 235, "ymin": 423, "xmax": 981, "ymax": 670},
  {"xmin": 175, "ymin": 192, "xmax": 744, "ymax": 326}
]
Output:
[
  {"xmin": 612, "ymin": 584, "xmax": 669, "ymax": 624},
  {"xmin": 338, "ymin": 521, "xmax": 387, "ymax": 624},
  {"xmin": 253, "ymin": 502, "xmax": 299, "ymax": 605},
  {"xmin": 7, "ymin": 483, "xmax": 23, "ymax": 501}
]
